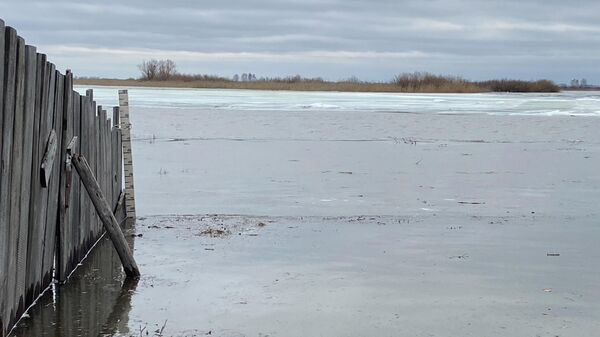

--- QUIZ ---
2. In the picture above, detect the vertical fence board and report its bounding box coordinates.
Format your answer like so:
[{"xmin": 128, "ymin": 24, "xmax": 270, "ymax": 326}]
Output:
[
  {"xmin": 79, "ymin": 96, "xmax": 90, "ymax": 249},
  {"xmin": 24, "ymin": 53, "xmax": 44, "ymax": 306},
  {"xmin": 92, "ymin": 107, "xmax": 99, "ymax": 236},
  {"xmin": 10, "ymin": 36, "xmax": 27, "ymax": 319},
  {"xmin": 111, "ymin": 128, "xmax": 118, "ymax": 208},
  {"xmin": 98, "ymin": 108, "xmax": 105, "ymax": 209},
  {"xmin": 86, "ymin": 90, "xmax": 98, "ymax": 240},
  {"xmin": 1, "ymin": 27, "xmax": 18, "ymax": 333},
  {"xmin": 112, "ymin": 107, "xmax": 120, "ymax": 209},
  {"xmin": 36, "ymin": 63, "xmax": 56, "ymax": 291},
  {"xmin": 106, "ymin": 119, "xmax": 112, "ymax": 208},
  {"xmin": 0, "ymin": 22, "xmax": 6, "ymax": 333},
  {"xmin": 117, "ymin": 129, "xmax": 123, "ymax": 210},
  {"xmin": 94, "ymin": 105, "xmax": 102, "ymax": 234},
  {"xmin": 27, "ymin": 58, "xmax": 52, "ymax": 303},
  {"xmin": 0, "ymin": 24, "xmax": 6, "ymax": 327},
  {"xmin": 72, "ymin": 92, "xmax": 82, "ymax": 266},
  {"xmin": 57, "ymin": 70, "xmax": 73, "ymax": 282},
  {"xmin": 19, "ymin": 45, "xmax": 36, "ymax": 310},
  {"xmin": 43, "ymin": 71, "xmax": 63, "ymax": 287}
]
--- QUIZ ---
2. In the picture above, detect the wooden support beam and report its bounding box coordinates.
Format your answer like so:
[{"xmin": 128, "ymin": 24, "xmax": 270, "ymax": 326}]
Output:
[{"xmin": 71, "ymin": 154, "xmax": 140, "ymax": 278}]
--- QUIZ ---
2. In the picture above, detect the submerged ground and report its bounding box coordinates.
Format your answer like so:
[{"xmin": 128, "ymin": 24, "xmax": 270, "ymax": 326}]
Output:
[{"xmin": 12, "ymin": 89, "xmax": 600, "ymax": 336}]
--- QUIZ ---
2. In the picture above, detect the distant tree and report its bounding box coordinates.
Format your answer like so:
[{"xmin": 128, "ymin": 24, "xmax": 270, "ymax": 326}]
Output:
[
  {"xmin": 139, "ymin": 59, "xmax": 177, "ymax": 81},
  {"xmin": 157, "ymin": 59, "xmax": 177, "ymax": 80},
  {"xmin": 241, "ymin": 73, "xmax": 248, "ymax": 82},
  {"xmin": 581, "ymin": 78, "xmax": 588, "ymax": 88},
  {"xmin": 571, "ymin": 79, "xmax": 580, "ymax": 88},
  {"xmin": 138, "ymin": 59, "xmax": 159, "ymax": 80},
  {"xmin": 233, "ymin": 74, "xmax": 239, "ymax": 82}
]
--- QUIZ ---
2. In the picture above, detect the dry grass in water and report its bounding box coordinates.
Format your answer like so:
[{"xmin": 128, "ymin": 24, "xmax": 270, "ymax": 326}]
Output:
[{"xmin": 75, "ymin": 72, "xmax": 560, "ymax": 93}]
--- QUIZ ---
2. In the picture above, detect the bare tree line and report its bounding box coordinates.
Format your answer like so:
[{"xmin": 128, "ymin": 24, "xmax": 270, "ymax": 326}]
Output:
[{"xmin": 135, "ymin": 60, "xmax": 559, "ymax": 92}]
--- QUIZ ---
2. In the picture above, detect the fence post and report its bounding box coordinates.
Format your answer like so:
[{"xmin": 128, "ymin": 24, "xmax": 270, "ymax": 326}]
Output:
[{"xmin": 118, "ymin": 90, "xmax": 136, "ymax": 222}]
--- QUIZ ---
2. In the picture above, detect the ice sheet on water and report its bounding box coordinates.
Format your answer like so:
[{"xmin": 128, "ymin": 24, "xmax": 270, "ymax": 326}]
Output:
[{"xmin": 74, "ymin": 86, "xmax": 600, "ymax": 116}]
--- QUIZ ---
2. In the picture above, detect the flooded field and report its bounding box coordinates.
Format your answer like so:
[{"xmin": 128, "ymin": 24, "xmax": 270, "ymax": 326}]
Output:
[{"xmin": 12, "ymin": 88, "xmax": 600, "ymax": 336}]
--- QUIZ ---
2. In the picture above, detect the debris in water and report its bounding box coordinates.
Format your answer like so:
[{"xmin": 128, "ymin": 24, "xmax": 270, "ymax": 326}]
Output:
[
  {"xmin": 543, "ymin": 288, "xmax": 553, "ymax": 293},
  {"xmin": 257, "ymin": 222, "xmax": 267, "ymax": 227},
  {"xmin": 198, "ymin": 227, "xmax": 231, "ymax": 237},
  {"xmin": 458, "ymin": 201, "xmax": 485, "ymax": 205},
  {"xmin": 547, "ymin": 253, "xmax": 560, "ymax": 257}
]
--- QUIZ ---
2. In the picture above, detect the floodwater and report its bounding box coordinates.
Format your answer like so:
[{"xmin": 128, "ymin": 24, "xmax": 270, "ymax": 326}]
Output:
[{"xmin": 12, "ymin": 88, "xmax": 600, "ymax": 336}]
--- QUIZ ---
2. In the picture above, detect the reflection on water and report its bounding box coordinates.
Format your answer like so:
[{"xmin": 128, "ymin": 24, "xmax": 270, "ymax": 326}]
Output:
[{"xmin": 11, "ymin": 226, "xmax": 137, "ymax": 337}]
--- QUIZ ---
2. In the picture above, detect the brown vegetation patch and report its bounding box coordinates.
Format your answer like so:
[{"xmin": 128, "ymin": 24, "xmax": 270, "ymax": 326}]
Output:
[{"xmin": 75, "ymin": 72, "xmax": 560, "ymax": 94}]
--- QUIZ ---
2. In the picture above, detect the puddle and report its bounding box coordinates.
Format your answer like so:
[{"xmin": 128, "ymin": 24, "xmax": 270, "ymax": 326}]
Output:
[{"xmin": 10, "ymin": 225, "xmax": 137, "ymax": 336}]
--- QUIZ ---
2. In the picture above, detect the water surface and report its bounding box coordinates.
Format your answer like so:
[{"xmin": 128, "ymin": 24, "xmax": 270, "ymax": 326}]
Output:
[{"xmin": 14, "ymin": 87, "xmax": 595, "ymax": 336}]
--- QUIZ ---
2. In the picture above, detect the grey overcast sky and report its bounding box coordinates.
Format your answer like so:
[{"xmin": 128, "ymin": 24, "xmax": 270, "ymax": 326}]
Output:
[{"xmin": 1, "ymin": 0, "xmax": 598, "ymax": 83}]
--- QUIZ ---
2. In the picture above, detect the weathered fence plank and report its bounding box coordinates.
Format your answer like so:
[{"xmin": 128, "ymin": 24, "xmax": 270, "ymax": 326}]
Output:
[
  {"xmin": 99, "ymin": 108, "xmax": 106, "ymax": 206},
  {"xmin": 73, "ymin": 92, "xmax": 82, "ymax": 265},
  {"xmin": 36, "ymin": 63, "xmax": 56, "ymax": 292},
  {"xmin": 24, "ymin": 53, "xmax": 44, "ymax": 306},
  {"xmin": 116, "ymin": 129, "xmax": 123, "ymax": 215},
  {"xmin": 16, "ymin": 44, "xmax": 37, "ymax": 318},
  {"xmin": 0, "ymin": 21, "xmax": 5, "ymax": 335},
  {"xmin": 57, "ymin": 70, "xmax": 74, "ymax": 282},
  {"xmin": 10, "ymin": 36, "xmax": 27, "ymax": 320},
  {"xmin": 93, "ymin": 105, "xmax": 101, "ymax": 237},
  {"xmin": 80, "ymin": 96, "xmax": 90, "ymax": 249},
  {"xmin": 1, "ymin": 27, "xmax": 18, "ymax": 333},
  {"xmin": 42, "ymin": 71, "xmax": 64, "ymax": 288},
  {"xmin": 0, "ymin": 22, "xmax": 5, "ymax": 330},
  {"xmin": 106, "ymin": 118, "xmax": 112, "ymax": 209}
]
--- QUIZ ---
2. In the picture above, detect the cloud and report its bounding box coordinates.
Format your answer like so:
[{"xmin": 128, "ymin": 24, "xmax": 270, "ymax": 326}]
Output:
[{"xmin": 0, "ymin": 0, "xmax": 598, "ymax": 82}]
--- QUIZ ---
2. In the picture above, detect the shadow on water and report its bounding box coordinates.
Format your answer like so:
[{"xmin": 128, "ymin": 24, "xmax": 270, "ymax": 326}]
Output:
[{"xmin": 11, "ymin": 226, "xmax": 137, "ymax": 337}]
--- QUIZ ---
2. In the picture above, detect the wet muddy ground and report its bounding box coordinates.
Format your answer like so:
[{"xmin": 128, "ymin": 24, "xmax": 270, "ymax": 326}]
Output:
[{"xmin": 12, "ymin": 89, "xmax": 600, "ymax": 336}]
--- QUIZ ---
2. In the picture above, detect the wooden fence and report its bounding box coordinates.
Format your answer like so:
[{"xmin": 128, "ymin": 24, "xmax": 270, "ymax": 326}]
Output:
[{"xmin": 0, "ymin": 19, "xmax": 124, "ymax": 336}]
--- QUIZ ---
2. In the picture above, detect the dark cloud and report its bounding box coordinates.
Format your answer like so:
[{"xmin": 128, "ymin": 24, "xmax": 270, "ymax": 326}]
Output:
[{"xmin": 1, "ymin": 0, "xmax": 598, "ymax": 82}]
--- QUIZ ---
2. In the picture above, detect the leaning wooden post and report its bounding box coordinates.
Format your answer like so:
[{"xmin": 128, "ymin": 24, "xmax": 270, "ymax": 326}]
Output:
[{"xmin": 71, "ymin": 153, "xmax": 140, "ymax": 277}]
